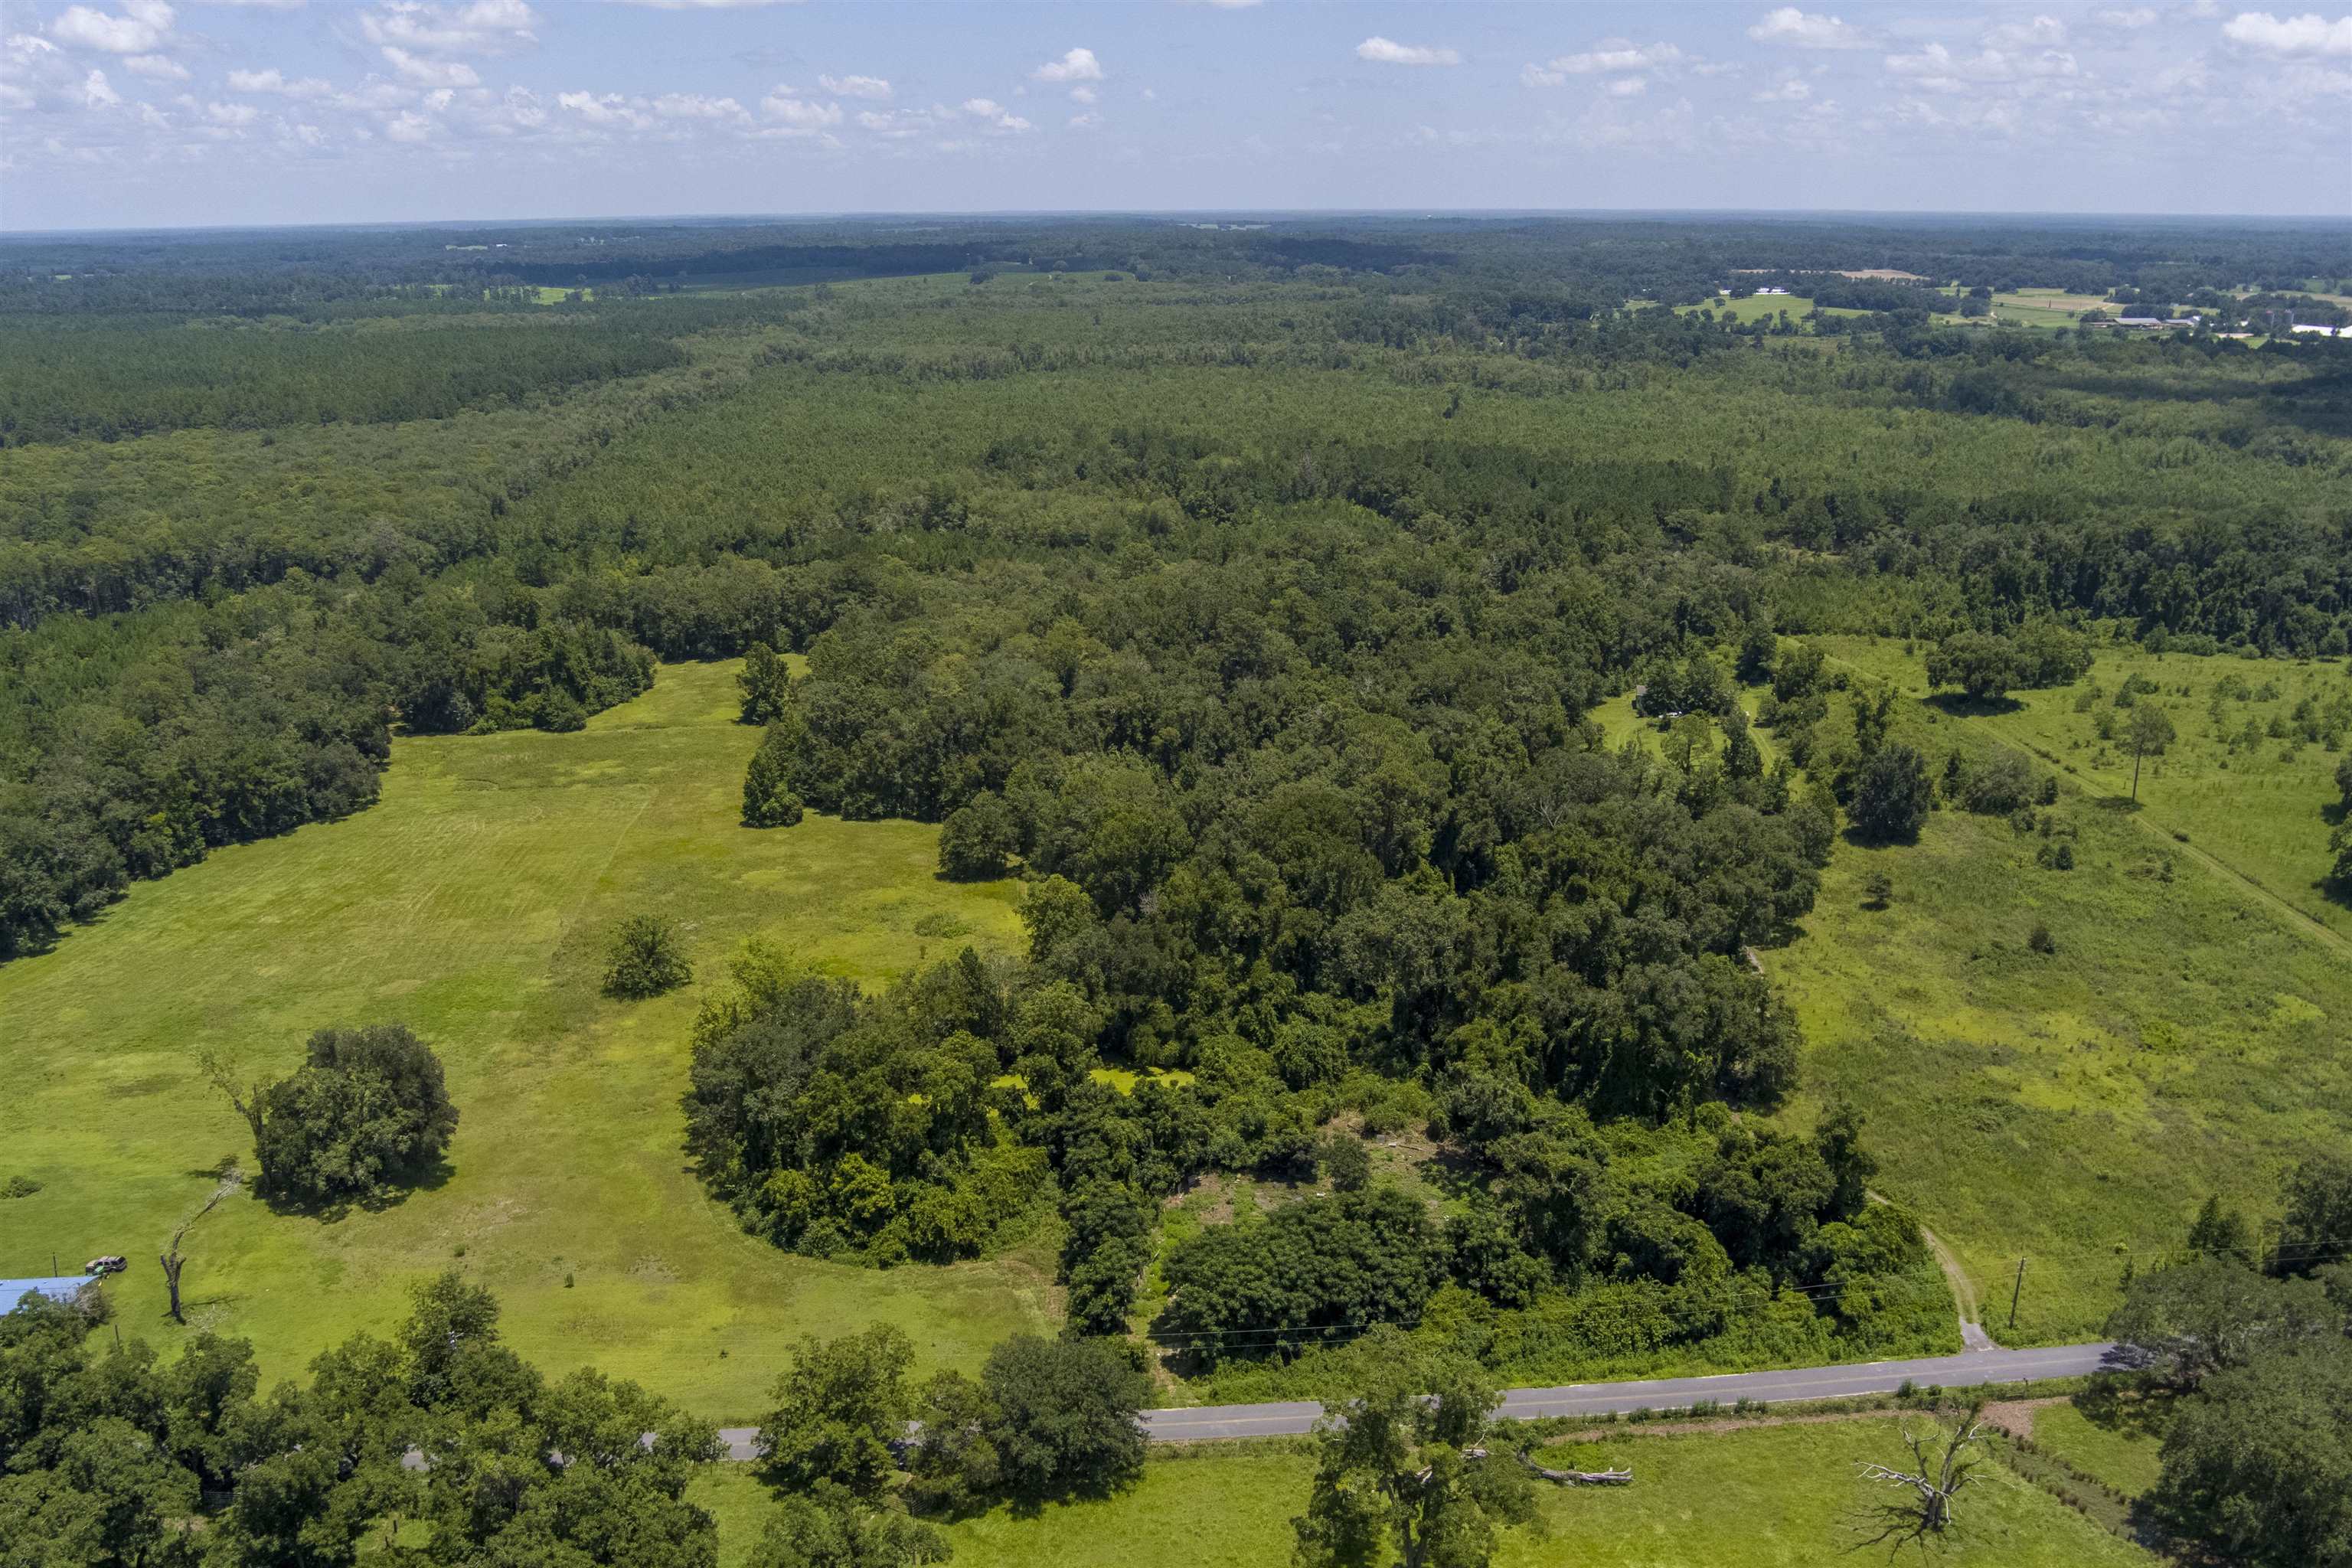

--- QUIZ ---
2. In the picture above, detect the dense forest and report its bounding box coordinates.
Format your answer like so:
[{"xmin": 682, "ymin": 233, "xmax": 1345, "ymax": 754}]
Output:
[{"xmin": 4, "ymin": 211, "xmax": 2349, "ymax": 1567}]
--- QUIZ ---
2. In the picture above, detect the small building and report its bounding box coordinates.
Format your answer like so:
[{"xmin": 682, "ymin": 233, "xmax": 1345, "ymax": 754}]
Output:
[
  {"xmin": 2, "ymin": 1276, "xmax": 96, "ymax": 1314},
  {"xmin": 2291, "ymin": 322, "xmax": 2345, "ymax": 337},
  {"xmin": 1757, "ymin": 286, "xmax": 1790, "ymax": 296}
]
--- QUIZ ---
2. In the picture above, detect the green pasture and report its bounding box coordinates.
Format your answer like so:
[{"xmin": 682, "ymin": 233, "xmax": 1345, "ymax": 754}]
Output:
[
  {"xmin": 1768, "ymin": 640, "xmax": 2352, "ymax": 1341},
  {"xmin": 692, "ymin": 1419, "xmax": 2151, "ymax": 1567},
  {"xmin": 0, "ymin": 659, "xmax": 1045, "ymax": 1418},
  {"xmin": 1838, "ymin": 640, "xmax": 2352, "ymax": 942}
]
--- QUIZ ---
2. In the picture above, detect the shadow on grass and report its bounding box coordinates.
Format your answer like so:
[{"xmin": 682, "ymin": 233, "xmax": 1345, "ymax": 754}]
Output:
[
  {"xmin": 255, "ymin": 1153, "xmax": 456, "ymax": 1223},
  {"xmin": 1926, "ymin": 692, "xmax": 2026, "ymax": 720}
]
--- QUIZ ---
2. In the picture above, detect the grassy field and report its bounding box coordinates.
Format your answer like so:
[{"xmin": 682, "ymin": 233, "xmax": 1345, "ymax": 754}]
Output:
[
  {"xmin": 690, "ymin": 1419, "xmax": 2153, "ymax": 1567},
  {"xmin": 1767, "ymin": 639, "xmax": 2352, "ymax": 1341},
  {"xmin": 0, "ymin": 660, "xmax": 1049, "ymax": 1417},
  {"xmin": 2031, "ymin": 1400, "xmax": 2167, "ymax": 1501}
]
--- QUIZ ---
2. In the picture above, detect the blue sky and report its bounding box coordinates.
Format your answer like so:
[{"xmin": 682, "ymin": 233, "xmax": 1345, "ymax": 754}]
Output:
[{"xmin": 2, "ymin": 1, "xmax": 2347, "ymax": 231}]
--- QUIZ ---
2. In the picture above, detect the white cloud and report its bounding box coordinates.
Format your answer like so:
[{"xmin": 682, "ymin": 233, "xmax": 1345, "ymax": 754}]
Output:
[
  {"xmin": 1521, "ymin": 64, "xmax": 1567, "ymax": 87},
  {"xmin": 381, "ymin": 46, "xmax": 479, "ymax": 87},
  {"xmin": 2221, "ymin": 11, "xmax": 2352, "ymax": 54},
  {"xmin": 1605, "ymin": 77, "xmax": 1647, "ymax": 96},
  {"xmin": 81, "ymin": 67, "xmax": 122, "ymax": 106},
  {"xmin": 1069, "ymin": 83, "xmax": 1096, "ymax": 104},
  {"xmin": 1885, "ymin": 41, "xmax": 2080, "ymax": 83},
  {"xmin": 0, "ymin": 83, "xmax": 35, "ymax": 111},
  {"xmin": 558, "ymin": 89, "xmax": 653, "ymax": 127},
  {"xmin": 1754, "ymin": 75, "xmax": 1813, "ymax": 100},
  {"xmin": 227, "ymin": 66, "xmax": 328, "ymax": 94},
  {"xmin": 1356, "ymin": 36, "xmax": 1462, "ymax": 66},
  {"xmin": 1747, "ymin": 8, "xmax": 1877, "ymax": 48},
  {"xmin": 652, "ymin": 91, "xmax": 746, "ymax": 119},
  {"xmin": 817, "ymin": 71, "xmax": 890, "ymax": 99},
  {"xmin": 122, "ymin": 51, "xmax": 186, "ymax": 78},
  {"xmin": 51, "ymin": 1, "xmax": 175, "ymax": 54},
  {"xmin": 762, "ymin": 91, "xmax": 842, "ymax": 129},
  {"xmin": 361, "ymin": 0, "xmax": 537, "ymax": 57},
  {"xmin": 1068, "ymin": 109, "xmax": 1101, "ymax": 127},
  {"xmin": 1031, "ymin": 46, "xmax": 1102, "ymax": 83},
  {"xmin": 203, "ymin": 99, "xmax": 256, "ymax": 124},
  {"xmin": 1186, "ymin": 0, "xmax": 1260, "ymax": 7},
  {"xmin": 601, "ymin": 0, "xmax": 799, "ymax": 7},
  {"xmin": 385, "ymin": 108, "xmax": 432, "ymax": 139},
  {"xmin": 962, "ymin": 96, "xmax": 1032, "ymax": 129},
  {"xmin": 2094, "ymin": 6, "xmax": 2159, "ymax": 23},
  {"xmin": 1984, "ymin": 15, "xmax": 2069, "ymax": 47},
  {"xmin": 1538, "ymin": 41, "xmax": 1683, "ymax": 74}
]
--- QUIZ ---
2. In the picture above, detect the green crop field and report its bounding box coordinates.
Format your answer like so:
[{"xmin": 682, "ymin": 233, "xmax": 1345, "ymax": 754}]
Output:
[
  {"xmin": 690, "ymin": 1419, "xmax": 2153, "ymax": 1567},
  {"xmin": 1768, "ymin": 639, "xmax": 2352, "ymax": 1341},
  {"xmin": 0, "ymin": 659, "xmax": 1048, "ymax": 1417}
]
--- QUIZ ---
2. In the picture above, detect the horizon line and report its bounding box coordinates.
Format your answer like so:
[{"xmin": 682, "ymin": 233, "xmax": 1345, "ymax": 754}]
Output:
[{"xmin": 7, "ymin": 205, "xmax": 2351, "ymax": 242}]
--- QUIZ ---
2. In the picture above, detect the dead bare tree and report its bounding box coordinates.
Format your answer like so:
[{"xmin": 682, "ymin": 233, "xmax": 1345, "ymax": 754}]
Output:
[
  {"xmin": 160, "ymin": 1166, "xmax": 243, "ymax": 1325},
  {"xmin": 1853, "ymin": 1399, "xmax": 1988, "ymax": 1555},
  {"xmin": 201, "ymin": 1050, "xmax": 273, "ymax": 1187}
]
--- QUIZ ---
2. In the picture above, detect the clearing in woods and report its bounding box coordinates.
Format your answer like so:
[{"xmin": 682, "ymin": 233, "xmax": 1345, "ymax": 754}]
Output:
[
  {"xmin": 1768, "ymin": 638, "xmax": 2352, "ymax": 1344},
  {"xmin": 0, "ymin": 659, "xmax": 1050, "ymax": 1417}
]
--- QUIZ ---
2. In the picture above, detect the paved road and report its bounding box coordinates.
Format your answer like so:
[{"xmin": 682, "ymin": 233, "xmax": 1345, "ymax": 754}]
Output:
[{"xmin": 715, "ymin": 1341, "xmax": 2114, "ymax": 1458}]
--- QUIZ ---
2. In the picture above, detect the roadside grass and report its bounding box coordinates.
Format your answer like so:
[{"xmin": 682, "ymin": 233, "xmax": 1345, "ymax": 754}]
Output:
[
  {"xmin": 2030, "ymin": 1400, "xmax": 2167, "ymax": 1501},
  {"xmin": 1766, "ymin": 639, "xmax": 2352, "ymax": 1343},
  {"xmin": 0, "ymin": 659, "xmax": 1045, "ymax": 1418},
  {"xmin": 692, "ymin": 1419, "xmax": 2153, "ymax": 1568}
]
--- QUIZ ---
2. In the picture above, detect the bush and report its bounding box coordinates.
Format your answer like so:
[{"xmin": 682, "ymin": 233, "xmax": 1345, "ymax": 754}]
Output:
[
  {"xmin": 1, "ymin": 1174, "xmax": 41, "ymax": 1199},
  {"xmin": 2028, "ymin": 922, "xmax": 2056, "ymax": 954},
  {"xmin": 1318, "ymin": 1130, "xmax": 1372, "ymax": 1192},
  {"xmin": 605, "ymin": 914, "xmax": 693, "ymax": 999}
]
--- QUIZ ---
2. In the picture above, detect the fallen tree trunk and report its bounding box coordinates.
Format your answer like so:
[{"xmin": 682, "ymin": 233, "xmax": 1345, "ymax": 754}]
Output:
[{"xmin": 1515, "ymin": 1449, "xmax": 1632, "ymax": 1485}]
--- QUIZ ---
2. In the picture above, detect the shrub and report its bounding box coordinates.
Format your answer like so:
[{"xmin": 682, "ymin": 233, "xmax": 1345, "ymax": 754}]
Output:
[
  {"xmin": 2028, "ymin": 922, "xmax": 2056, "ymax": 954},
  {"xmin": 605, "ymin": 914, "xmax": 693, "ymax": 999}
]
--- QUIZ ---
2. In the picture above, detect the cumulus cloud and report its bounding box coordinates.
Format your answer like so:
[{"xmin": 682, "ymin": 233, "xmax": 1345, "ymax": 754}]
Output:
[
  {"xmin": 122, "ymin": 52, "xmax": 188, "ymax": 78},
  {"xmin": 652, "ymin": 91, "xmax": 746, "ymax": 119},
  {"xmin": 385, "ymin": 108, "xmax": 433, "ymax": 140},
  {"xmin": 2094, "ymin": 6, "xmax": 2160, "ymax": 22},
  {"xmin": 817, "ymin": 72, "xmax": 890, "ymax": 99},
  {"xmin": 1884, "ymin": 40, "xmax": 2080, "ymax": 84},
  {"xmin": 1357, "ymin": 36, "xmax": 1462, "ymax": 66},
  {"xmin": 1031, "ymin": 46, "xmax": 1102, "ymax": 82},
  {"xmin": 81, "ymin": 67, "xmax": 122, "ymax": 106},
  {"xmin": 2221, "ymin": 11, "xmax": 2352, "ymax": 54},
  {"xmin": 962, "ymin": 96, "xmax": 1034, "ymax": 129},
  {"xmin": 51, "ymin": 0, "xmax": 175, "ymax": 54},
  {"xmin": 227, "ymin": 66, "xmax": 328, "ymax": 94},
  {"xmin": 1753, "ymin": 75, "xmax": 1813, "ymax": 100},
  {"xmin": 1537, "ymin": 40, "xmax": 1684, "ymax": 74},
  {"xmin": 1605, "ymin": 77, "xmax": 1647, "ymax": 96},
  {"xmin": 361, "ymin": 0, "xmax": 538, "ymax": 57},
  {"xmin": 381, "ymin": 46, "xmax": 480, "ymax": 87},
  {"xmin": 1070, "ymin": 83, "xmax": 1096, "ymax": 104},
  {"xmin": 558, "ymin": 89, "xmax": 653, "ymax": 128},
  {"xmin": 1747, "ymin": 8, "xmax": 1877, "ymax": 48},
  {"xmin": 1068, "ymin": 109, "xmax": 1101, "ymax": 127},
  {"xmin": 761, "ymin": 91, "xmax": 843, "ymax": 129},
  {"xmin": 203, "ymin": 99, "xmax": 258, "ymax": 124},
  {"xmin": 1984, "ymin": 15, "xmax": 2069, "ymax": 47}
]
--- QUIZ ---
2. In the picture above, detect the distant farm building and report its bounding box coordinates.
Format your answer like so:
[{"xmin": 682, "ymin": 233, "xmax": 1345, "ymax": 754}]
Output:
[{"xmin": 2291, "ymin": 322, "xmax": 2347, "ymax": 337}]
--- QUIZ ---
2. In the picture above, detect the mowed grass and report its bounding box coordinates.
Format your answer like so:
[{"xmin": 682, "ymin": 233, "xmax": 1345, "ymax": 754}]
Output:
[
  {"xmin": 691, "ymin": 1419, "xmax": 2151, "ymax": 1567},
  {"xmin": 0, "ymin": 660, "xmax": 1047, "ymax": 1417},
  {"xmin": 1767, "ymin": 640, "xmax": 2352, "ymax": 1341}
]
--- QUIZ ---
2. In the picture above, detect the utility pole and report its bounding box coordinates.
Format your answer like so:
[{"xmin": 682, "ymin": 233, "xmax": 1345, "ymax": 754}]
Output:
[{"xmin": 2007, "ymin": 1258, "xmax": 2027, "ymax": 1331}]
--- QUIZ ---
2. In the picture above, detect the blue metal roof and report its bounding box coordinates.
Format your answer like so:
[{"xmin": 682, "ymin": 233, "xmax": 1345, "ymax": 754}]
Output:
[{"xmin": 2, "ymin": 1277, "xmax": 95, "ymax": 1313}]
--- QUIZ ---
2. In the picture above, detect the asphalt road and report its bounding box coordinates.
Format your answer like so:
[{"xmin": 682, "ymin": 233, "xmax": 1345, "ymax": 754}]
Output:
[{"xmin": 714, "ymin": 1341, "xmax": 2115, "ymax": 1458}]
